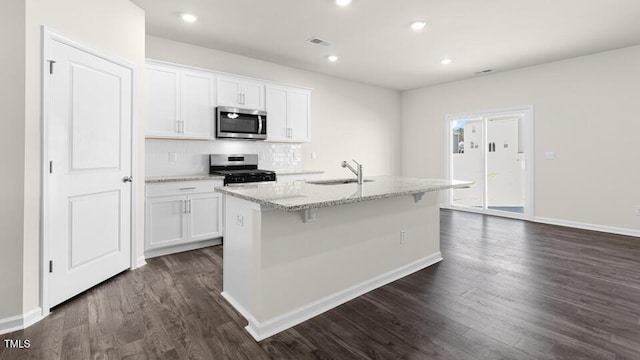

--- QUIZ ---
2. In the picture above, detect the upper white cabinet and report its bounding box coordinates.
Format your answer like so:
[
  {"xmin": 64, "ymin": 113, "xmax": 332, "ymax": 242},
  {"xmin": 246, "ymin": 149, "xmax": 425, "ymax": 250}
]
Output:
[
  {"xmin": 146, "ymin": 63, "xmax": 215, "ymax": 140},
  {"xmin": 266, "ymin": 85, "xmax": 311, "ymax": 143},
  {"xmin": 217, "ymin": 75, "xmax": 265, "ymax": 110}
]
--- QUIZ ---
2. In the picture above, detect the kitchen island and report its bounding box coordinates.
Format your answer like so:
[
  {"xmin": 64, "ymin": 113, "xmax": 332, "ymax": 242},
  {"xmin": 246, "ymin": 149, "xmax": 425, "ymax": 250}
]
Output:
[{"xmin": 215, "ymin": 176, "xmax": 473, "ymax": 341}]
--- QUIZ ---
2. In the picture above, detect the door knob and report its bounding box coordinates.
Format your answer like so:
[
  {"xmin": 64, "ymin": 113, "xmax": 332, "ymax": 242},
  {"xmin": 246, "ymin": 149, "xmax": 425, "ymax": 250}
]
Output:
[{"xmin": 122, "ymin": 176, "xmax": 133, "ymax": 183}]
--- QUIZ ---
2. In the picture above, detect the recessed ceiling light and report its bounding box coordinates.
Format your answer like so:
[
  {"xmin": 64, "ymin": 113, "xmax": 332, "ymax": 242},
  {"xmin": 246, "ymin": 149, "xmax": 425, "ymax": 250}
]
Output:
[
  {"xmin": 410, "ymin": 21, "xmax": 427, "ymax": 31},
  {"xmin": 328, "ymin": 55, "xmax": 339, "ymax": 62},
  {"xmin": 440, "ymin": 58, "xmax": 453, "ymax": 65},
  {"xmin": 336, "ymin": 0, "xmax": 352, "ymax": 6},
  {"xmin": 180, "ymin": 13, "xmax": 197, "ymax": 23}
]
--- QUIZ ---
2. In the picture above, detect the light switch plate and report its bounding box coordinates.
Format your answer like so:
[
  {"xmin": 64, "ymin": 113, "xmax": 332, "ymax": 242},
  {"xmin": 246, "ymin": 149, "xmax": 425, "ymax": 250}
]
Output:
[{"xmin": 544, "ymin": 152, "xmax": 556, "ymax": 160}]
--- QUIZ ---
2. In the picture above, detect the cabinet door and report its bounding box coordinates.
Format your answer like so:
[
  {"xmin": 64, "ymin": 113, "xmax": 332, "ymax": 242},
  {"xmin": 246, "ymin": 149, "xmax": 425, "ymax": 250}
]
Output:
[
  {"xmin": 266, "ymin": 86, "xmax": 289, "ymax": 141},
  {"xmin": 146, "ymin": 65, "xmax": 180, "ymax": 137},
  {"xmin": 241, "ymin": 80, "xmax": 265, "ymax": 110},
  {"xmin": 146, "ymin": 195, "xmax": 188, "ymax": 250},
  {"xmin": 217, "ymin": 76, "xmax": 242, "ymax": 108},
  {"xmin": 288, "ymin": 89, "xmax": 311, "ymax": 142},
  {"xmin": 181, "ymin": 70, "xmax": 215, "ymax": 139},
  {"xmin": 188, "ymin": 193, "xmax": 222, "ymax": 242}
]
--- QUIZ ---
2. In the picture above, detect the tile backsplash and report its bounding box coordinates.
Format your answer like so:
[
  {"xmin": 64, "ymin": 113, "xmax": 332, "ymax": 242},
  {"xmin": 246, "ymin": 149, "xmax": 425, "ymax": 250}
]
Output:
[{"xmin": 146, "ymin": 139, "xmax": 302, "ymax": 177}]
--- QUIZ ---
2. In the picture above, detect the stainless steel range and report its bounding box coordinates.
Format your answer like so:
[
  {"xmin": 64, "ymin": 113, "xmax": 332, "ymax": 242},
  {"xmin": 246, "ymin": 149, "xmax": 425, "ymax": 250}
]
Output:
[{"xmin": 209, "ymin": 154, "xmax": 276, "ymax": 185}]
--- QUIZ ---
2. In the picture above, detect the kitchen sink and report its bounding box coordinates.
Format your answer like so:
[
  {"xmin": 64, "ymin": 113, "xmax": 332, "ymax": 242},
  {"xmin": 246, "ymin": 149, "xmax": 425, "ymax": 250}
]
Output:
[{"xmin": 306, "ymin": 179, "xmax": 374, "ymax": 185}]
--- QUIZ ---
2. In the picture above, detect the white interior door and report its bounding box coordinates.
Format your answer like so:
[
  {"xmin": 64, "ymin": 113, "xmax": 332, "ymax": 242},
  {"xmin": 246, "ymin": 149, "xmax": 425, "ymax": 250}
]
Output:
[{"xmin": 47, "ymin": 39, "xmax": 133, "ymax": 307}]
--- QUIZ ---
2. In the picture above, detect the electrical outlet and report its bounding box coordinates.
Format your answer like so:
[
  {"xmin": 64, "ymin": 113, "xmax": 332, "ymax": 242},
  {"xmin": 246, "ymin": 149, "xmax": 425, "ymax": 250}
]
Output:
[
  {"xmin": 400, "ymin": 230, "xmax": 407, "ymax": 244},
  {"xmin": 236, "ymin": 215, "xmax": 244, "ymax": 227},
  {"xmin": 311, "ymin": 152, "xmax": 317, "ymax": 160},
  {"xmin": 544, "ymin": 151, "xmax": 556, "ymax": 160},
  {"xmin": 634, "ymin": 206, "xmax": 640, "ymax": 216}
]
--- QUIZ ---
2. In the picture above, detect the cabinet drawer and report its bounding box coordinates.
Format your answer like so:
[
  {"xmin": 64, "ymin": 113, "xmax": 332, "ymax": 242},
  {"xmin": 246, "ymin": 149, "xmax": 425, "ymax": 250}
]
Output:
[{"xmin": 146, "ymin": 180, "xmax": 223, "ymax": 197}]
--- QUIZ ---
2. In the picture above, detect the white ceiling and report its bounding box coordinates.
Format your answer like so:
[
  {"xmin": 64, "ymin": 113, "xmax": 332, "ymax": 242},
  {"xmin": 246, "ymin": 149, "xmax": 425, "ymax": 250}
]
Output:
[{"xmin": 132, "ymin": 0, "xmax": 640, "ymax": 90}]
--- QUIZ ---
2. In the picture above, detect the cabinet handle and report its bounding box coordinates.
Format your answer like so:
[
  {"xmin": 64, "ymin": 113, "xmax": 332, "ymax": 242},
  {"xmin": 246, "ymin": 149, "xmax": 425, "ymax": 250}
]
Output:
[
  {"xmin": 176, "ymin": 120, "xmax": 181, "ymax": 133},
  {"xmin": 188, "ymin": 200, "xmax": 192, "ymax": 214},
  {"xmin": 179, "ymin": 187, "xmax": 196, "ymax": 190},
  {"xmin": 183, "ymin": 200, "xmax": 187, "ymax": 214},
  {"xmin": 237, "ymin": 93, "xmax": 241, "ymax": 105}
]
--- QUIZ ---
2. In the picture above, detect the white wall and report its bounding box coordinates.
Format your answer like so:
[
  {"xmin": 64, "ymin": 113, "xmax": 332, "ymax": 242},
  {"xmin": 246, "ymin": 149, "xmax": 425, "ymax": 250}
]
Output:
[
  {"xmin": 14, "ymin": 0, "xmax": 146, "ymax": 319},
  {"xmin": 0, "ymin": 0, "xmax": 25, "ymax": 320},
  {"xmin": 145, "ymin": 36, "xmax": 402, "ymax": 178},
  {"xmin": 401, "ymin": 45, "xmax": 640, "ymax": 233}
]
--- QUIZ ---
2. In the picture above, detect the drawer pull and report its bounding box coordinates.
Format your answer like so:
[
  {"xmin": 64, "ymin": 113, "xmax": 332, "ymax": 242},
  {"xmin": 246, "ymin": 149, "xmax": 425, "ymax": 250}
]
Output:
[{"xmin": 179, "ymin": 187, "xmax": 197, "ymax": 191}]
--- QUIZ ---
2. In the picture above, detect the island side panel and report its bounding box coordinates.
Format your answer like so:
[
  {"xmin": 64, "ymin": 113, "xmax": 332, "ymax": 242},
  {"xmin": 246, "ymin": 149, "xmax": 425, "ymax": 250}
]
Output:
[
  {"xmin": 221, "ymin": 195, "xmax": 262, "ymax": 320},
  {"xmin": 255, "ymin": 192, "xmax": 441, "ymax": 324}
]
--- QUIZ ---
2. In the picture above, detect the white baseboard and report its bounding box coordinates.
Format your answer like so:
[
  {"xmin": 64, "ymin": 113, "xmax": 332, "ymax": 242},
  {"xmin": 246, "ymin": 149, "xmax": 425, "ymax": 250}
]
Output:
[
  {"xmin": 144, "ymin": 238, "xmax": 222, "ymax": 259},
  {"xmin": 135, "ymin": 256, "xmax": 147, "ymax": 269},
  {"xmin": 534, "ymin": 217, "xmax": 640, "ymax": 238},
  {"xmin": 224, "ymin": 252, "xmax": 443, "ymax": 341},
  {"xmin": 0, "ymin": 307, "xmax": 45, "ymax": 335}
]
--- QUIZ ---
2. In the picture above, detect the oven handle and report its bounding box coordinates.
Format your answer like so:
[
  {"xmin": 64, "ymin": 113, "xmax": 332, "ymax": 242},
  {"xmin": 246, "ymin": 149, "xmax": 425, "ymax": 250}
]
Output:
[{"xmin": 258, "ymin": 115, "xmax": 263, "ymax": 134}]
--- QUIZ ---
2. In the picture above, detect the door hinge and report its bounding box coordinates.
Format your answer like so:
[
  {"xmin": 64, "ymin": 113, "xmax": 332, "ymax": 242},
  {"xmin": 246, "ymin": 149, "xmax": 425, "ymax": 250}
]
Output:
[
  {"xmin": 49, "ymin": 260, "xmax": 53, "ymax": 273},
  {"xmin": 49, "ymin": 161, "xmax": 53, "ymax": 174},
  {"xmin": 47, "ymin": 60, "xmax": 56, "ymax": 74}
]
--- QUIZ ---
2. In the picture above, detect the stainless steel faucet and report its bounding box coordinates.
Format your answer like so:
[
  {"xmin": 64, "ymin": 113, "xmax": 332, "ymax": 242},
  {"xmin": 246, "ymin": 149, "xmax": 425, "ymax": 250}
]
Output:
[{"xmin": 341, "ymin": 159, "xmax": 363, "ymax": 184}]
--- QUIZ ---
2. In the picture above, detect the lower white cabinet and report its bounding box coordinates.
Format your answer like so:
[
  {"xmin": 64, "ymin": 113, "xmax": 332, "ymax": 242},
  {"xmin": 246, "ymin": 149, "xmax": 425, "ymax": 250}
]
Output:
[{"xmin": 145, "ymin": 180, "xmax": 223, "ymax": 257}]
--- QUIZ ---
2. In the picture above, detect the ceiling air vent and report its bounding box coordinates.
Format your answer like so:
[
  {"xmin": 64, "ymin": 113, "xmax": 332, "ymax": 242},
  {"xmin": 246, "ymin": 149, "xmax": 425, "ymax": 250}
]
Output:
[
  {"xmin": 474, "ymin": 69, "xmax": 493, "ymax": 75},
  {"xmin": 306, "ymin": 37, "xmax": 332, "ymax": 47}
]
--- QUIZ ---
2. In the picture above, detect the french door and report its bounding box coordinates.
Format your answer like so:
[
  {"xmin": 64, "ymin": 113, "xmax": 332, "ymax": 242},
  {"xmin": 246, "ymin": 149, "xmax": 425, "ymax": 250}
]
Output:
[{"xmin": 446, "ymin": 107, "xmax": 533, "ymax": 220}]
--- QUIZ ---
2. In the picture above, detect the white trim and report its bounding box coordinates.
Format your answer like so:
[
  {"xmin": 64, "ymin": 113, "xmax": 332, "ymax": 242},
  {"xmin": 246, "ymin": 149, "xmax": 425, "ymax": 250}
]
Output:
[
  {"xmin": 534, "ymin": 217, "xmax": 640, "ymax": 238},
  {"xmin": 0, "ymin": 308, "xmax": 45, "ymax": 335},
  {"xmin": 444, "ymin": 105, "xmax": 534, "ymax": 221},
  {"xmin": 226, "ymin": 252, "xmax": 443, "ymax": 341},
  {"xmin": 135, "ymin": 256, "xmax": 147, "ymax": 269},
  {"xmin": 40, "ymin": 27, "xmax": 138, "ymax": 316},
  {"xmin": 144, "ymin": 238, "xmax": 222, "ymax": 259}
]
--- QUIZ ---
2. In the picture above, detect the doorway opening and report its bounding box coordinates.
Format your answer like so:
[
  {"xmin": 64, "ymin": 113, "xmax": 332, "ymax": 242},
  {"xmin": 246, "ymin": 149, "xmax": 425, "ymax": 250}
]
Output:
[{"xmin": 445, "ymin": 106, "xmax": 533, "ymax": 220}]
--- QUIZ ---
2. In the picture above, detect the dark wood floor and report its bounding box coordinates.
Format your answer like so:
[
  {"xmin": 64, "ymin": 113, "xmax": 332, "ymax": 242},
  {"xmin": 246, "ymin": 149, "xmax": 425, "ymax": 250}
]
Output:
[{"xmin": 2, "ymin": 210, "xmax": 640, "ymax": 360}]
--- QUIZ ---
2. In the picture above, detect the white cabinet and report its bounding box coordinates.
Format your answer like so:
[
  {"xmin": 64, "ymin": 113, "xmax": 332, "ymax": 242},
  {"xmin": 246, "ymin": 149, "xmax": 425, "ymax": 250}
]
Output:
[
  {"xmin": 217, "ymin": 75, "xmax": 265, "ymax": 110},
  {"xmin": 146, "ymin": 63, "xmax": 215, "ymax": 139},
  {"xmin": 145, "ymin": 180, "xmax": 223, "ymax": 257},
  {"xmin": 266, "ymin": 85, "xmax": 311, "ymax": 142}
]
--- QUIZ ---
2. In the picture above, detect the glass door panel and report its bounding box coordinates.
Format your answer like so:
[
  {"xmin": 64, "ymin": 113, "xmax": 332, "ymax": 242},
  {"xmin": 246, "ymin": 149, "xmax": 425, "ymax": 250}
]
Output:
[
  {"xmin": 486, "ymin": 116, "xmax": 525, "ymax": 214},
  {"xmin": 451, "ymin": 118, "xmax": 484, "ymax": 209}
]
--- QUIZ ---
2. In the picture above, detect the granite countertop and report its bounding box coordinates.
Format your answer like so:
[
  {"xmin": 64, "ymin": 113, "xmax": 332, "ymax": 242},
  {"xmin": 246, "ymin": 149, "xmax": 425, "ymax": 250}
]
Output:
[
  {"xmin": 274, "ymin": 169, "xmax": 325, "ymax": 176},
  {"xmin": 146, "ymin": 174, "xmax": 225, "ymax": 184},
  {"xmin": 215, "ymin": 176, "xmax": 474, "ymax": 212}
]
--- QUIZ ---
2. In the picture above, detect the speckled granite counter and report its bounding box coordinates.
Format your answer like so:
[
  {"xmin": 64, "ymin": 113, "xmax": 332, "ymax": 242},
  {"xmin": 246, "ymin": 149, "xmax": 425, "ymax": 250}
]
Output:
[
  {"xmin": 146, "ymin": 174, "xmax": 225, "ymax": 183},
  {"xmin": 215, "ymin": 176, "xmax": 473, "ymax": 211}
]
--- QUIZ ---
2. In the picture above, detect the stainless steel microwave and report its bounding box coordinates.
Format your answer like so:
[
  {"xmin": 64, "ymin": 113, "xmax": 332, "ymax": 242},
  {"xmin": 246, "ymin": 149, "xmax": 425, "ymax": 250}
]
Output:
[{"xmin": 216, "ymin": 106, "xmax": 267, "ymax": 140}]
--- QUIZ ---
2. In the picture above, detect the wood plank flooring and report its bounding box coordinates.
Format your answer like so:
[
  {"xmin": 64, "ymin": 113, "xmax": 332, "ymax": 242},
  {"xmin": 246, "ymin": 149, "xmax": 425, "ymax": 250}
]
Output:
[{"xmin": 2, "ymin": 209, "xmax": 640, "ymax": 359}]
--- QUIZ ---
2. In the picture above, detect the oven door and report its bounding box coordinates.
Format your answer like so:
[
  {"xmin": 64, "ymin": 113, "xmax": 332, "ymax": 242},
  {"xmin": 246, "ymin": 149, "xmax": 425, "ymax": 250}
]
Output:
[{"xmin": 216, "ymin": 107, "xmax": 267, "ymax": 140}]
